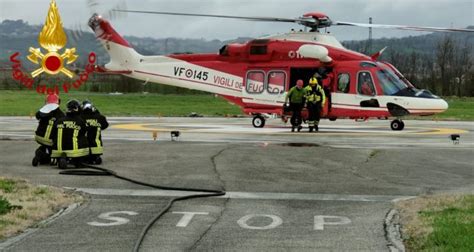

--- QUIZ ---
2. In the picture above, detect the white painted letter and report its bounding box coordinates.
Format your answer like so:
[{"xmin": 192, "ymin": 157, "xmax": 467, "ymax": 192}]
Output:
[
  {"xmin": 314, "ymin": 215, "xmax": 351, "ymax": 230},
  {"xmin": 237, "ymin": 214, "xmax": 283, "ymax": 230},
  {"xmin": 172, "ymin": 211, "xmax": 209, "ymax": 227},
  {"xmin": 88, "ymin": 211, "xmax": 138, "ymax": 226}
]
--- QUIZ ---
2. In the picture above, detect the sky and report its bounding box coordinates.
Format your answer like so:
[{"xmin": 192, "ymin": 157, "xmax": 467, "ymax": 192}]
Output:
[{"xmin": 1, "ymin": 0, "xmax": 473, "ymax": 41}]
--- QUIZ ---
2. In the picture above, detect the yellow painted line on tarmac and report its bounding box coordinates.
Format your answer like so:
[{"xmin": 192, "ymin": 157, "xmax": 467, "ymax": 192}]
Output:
[
  {"xmin": 114, "ymin": 123, "xmax": 160, "ymax": 131},
  {"xmin": 113, "ymin": 123, "xmax": 468, "ymax": 136},
  {"xmin": 414, "ymin": 128, "xmax": 467, "ymax": 135}
]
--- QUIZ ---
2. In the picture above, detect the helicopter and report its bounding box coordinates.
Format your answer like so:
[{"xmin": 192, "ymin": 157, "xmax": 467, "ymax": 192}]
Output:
[{"xmin": 88, "ymin": 10, "xmax": 473, "ymax": 130}]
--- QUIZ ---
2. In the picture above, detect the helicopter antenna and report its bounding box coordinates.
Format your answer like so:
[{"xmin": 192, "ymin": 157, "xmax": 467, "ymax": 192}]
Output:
[{"xmin": 368, "ymin": 17, "xmax": 373, "ymax": 53}]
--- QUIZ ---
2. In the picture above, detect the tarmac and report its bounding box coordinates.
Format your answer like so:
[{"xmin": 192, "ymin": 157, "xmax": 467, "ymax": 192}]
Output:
[{"xmin": 0, "ymin": 117, "xmax": 473, "ymax": 251}]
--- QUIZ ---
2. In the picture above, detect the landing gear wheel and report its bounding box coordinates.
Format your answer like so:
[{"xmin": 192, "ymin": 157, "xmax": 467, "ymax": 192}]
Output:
[
  {"xmin": 390, "ymin": 119, "xmax": 405, "ymax": 131},
  {"xmin": 32, "ymin": 157, "xmax": 39, "ymax": 167},
  {"xmin": 58, "ymin": 158, "xmax": 68, "ymax": 169},
  {"xmin": 252, "ymin": 115, "xmax": 265, "ymax": 128}
]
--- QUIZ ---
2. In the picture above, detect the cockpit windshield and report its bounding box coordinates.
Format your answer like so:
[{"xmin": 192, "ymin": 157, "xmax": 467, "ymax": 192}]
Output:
[{"xmin": 376, "ymin": 68, "xmax": 409, "ymax": 95}]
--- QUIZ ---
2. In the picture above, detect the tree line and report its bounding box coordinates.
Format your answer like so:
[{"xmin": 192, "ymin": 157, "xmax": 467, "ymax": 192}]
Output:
[{"xmin": 344, "ymin": 34, "xmax": 474, "ymax": 97}]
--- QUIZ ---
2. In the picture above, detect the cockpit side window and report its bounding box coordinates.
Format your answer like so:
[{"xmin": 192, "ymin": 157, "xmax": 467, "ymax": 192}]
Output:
[
  {"xmin": 357, "ymin": 72, "xmax": 376, "ymax": 96},
  {"xmin": 377, "ymin": 69, "xmax": 408, "ymax": 95}
]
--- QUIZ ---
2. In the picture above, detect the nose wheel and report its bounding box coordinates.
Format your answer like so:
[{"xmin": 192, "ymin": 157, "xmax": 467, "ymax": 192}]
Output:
[
  {"xmin": 390, "ymin": 119, "xmax": 405, "ymax": 131},
  {"xmin": 252, "ymin": 115, "xmax": 266, "ymax": 128}
]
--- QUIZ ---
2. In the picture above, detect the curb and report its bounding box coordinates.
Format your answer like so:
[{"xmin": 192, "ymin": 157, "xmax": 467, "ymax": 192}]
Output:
[
  {"xmin": 384, "ymin": 208, "xmax": 405, "ymax": 252},
  {"xmin": 0, "ymin": 202, "xmax": 81, "ymax": 250}
]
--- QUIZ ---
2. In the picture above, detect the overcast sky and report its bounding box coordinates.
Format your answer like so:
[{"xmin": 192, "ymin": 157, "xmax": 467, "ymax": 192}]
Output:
[{"xmin": 1, "ymin": 0, "xmax": 473, "ymax": 41}]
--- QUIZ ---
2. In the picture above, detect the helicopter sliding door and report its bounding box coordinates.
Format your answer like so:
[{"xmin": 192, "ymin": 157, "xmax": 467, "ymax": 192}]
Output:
[
  {"xmin": 331, "ymin": 68, "xmax": 357, "ymax": 116},
  {"xmin": 242, "ymin": 68, "xmax": 287, "ymax": 110},
  {"xmin": 331, "ymin": 68, "xmax": 382, "ymax": 117}
]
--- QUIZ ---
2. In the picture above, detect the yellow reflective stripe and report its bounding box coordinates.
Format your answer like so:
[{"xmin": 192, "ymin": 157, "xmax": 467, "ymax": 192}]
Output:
[
  {"xmin": 44, "ymin": 124, "xmax": 53, "ymax": 140},
  {"xmin": 44, "ymin": 119, "xmax": 54, "ymax": 140},
  {"xmin": 73, "ymin": 129, "xmax": 79, "ymax": 150},
  {"xmin": 95, "ymin": 128, "xmax": 101, "ymax": 148},
  {"xmin": 35, "ymin": 135, "xmax": 53, "ymax": 146},
  {"xmin": 90, "ymin": 146, "xmax": 104, "ymax": 155},
  {"xmin": 52, "ymin": 148, "xmax": 89, "ymax": 158},
  {"xmin": 57, "ymin": 128, "xmax": 63, "ymax": 152}
]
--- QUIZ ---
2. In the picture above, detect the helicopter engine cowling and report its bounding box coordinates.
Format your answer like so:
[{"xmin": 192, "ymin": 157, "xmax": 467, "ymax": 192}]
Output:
[{"xmin": 297, "ymin": 44, "xmax": 333, "ymax": 63}]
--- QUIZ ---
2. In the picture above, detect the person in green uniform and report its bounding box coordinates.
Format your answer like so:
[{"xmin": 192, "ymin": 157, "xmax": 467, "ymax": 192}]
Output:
[{"xmin": 285, "ymin": 79, "xmax": 306, "ymax": 132}]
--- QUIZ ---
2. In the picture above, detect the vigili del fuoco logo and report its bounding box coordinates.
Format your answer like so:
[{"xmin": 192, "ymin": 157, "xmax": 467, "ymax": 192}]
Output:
[{"xmin": 9, "ymin": 0, "xmax": 96, "ymax": 95}]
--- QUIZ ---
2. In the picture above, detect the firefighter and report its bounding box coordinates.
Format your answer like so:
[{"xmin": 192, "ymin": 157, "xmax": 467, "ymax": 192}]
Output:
[
  {"xmin": 51, "ymin": 99, "xmax": 89, "ymax": 168},
  {"xmin": 32, "ymin": 94, "xmax": 65, "ymax": 166},
  {"xmin": 81, "ymin": 100, "xmax": 109, "ymax": 164},
  {"xmin": 304, "ymin": 76, "xmax": 326, "ymax": 132},
  {"xmin": 284, "ymin": 79, "xmax": 306, "ymax": 132}
]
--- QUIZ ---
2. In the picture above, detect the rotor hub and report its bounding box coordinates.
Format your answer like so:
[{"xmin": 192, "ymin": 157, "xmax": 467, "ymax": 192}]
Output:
[{"xmin": 300, "ymin": 12, "xmax": 333, "ymax": 31}]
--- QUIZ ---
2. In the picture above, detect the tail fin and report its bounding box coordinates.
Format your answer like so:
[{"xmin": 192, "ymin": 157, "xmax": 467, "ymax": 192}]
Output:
[{"xmin": 88, "ymin": 14, "xmax": 140, "ymax": 71}]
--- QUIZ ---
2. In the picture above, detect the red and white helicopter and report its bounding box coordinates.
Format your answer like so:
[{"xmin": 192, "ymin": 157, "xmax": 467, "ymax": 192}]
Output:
[{"xmin": 88, "ymin": 10, "xmax": 473, "ymax": 130}]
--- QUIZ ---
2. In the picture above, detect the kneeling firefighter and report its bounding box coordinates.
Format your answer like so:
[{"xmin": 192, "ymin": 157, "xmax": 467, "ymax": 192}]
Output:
[
  {"xmin": 81, "ymin": 100, "xmax": 109, "ymax": 164},
  {"xmin": 51, "ymin": 99, "xmax": 89, "ymax": 168},
  {"xmin": 305, "ymin": 77, "xmax": 326, "ymax": 132},
  {"xmin": 33, "ymin": 94, "xmax": 65, "ymax": 166}
]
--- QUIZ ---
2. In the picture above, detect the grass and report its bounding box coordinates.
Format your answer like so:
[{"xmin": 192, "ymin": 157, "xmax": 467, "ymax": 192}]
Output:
[
  {"xmin": 0, "ymin": 90, "xmax": 242, "ymax": 117},
  {"xmin": 1, "ymin": 90, "xmax": 473, "ymax": 119},
  {"xmin": 0, "ymin": 197, "xmax": 15, "ymax": 215},
  {"xmin": 0, "ymin": 179, "xmax": 16, "ymax": 193},
  {"xmin": 0, "ymin": 177, "xmax": 83, "ymax": 240},
  {"xmin": 429, "ymin": 97, "xmax": 474, "ymax": 121},
  {"xmin": 396, "ymin": 194, "xmax": 474, "ymax": 251}
]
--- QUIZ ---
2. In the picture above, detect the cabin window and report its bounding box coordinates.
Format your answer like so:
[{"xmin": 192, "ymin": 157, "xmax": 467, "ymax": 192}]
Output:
[
  {"xmin": 250, "ymin": 46, "xmax": 267, "ymax": 55},
  {"xmin": 267, "ymin": 71, "xmax": 286, "ymax": 94},
  {"xmin": 246, "ymin": 71, "xmax": 265, "ymax": 94},
  {"xmin": 337, "ymin": 73, "xmax": 350, "ymax": 93},
  {"xmin": 357, "ymin": 72, "xmax": 376, "ymax": 96}
]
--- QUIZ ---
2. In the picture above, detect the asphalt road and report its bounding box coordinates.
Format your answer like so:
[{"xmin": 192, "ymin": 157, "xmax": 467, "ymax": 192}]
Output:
[{"xmin": 0, "ymin": 117, "xmax": 473, "ymax": 251}]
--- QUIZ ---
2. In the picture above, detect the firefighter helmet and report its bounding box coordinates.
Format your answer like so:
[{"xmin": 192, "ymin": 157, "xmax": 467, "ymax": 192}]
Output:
[
  {"xmin": 82, "ymin": 100, "xmax": 94, "ymax": 111},
  {"xmin": 66, "ymin": 99, "xmax": 81, "ymax": 112},
  {"xmin": 309, "ymin": 77, "xmax": 318, "ymax": 85}
]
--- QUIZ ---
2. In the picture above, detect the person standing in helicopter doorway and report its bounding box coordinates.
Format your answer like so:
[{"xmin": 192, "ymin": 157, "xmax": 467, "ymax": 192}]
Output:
[
  {"xmin": 304, "ymin": 76, "xmax": 326, "ymax": 132},
  {"xmin": 81, "ymin": 100, "xmax": 109, "ymax": 164}
]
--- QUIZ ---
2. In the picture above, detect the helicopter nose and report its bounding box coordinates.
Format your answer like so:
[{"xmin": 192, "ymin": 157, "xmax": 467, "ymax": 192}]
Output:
[{"xmin": 437, "ymin": 98, "xmax": 449, "ymax": 112}]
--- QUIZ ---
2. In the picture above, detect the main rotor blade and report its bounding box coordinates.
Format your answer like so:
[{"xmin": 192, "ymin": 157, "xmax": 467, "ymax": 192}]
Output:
[
  {"xmin": 114, "ymin": 9, "xmax": 310, "ymax": 24},
  {"xmin": 334, "ymin": 21, "xmax": 474, "ymax": 33}
]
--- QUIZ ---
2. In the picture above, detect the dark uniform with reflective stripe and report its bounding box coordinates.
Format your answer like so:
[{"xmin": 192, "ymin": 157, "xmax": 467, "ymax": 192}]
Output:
[
  {"xmin": 51, "ymin": 114, "xmax": 88, "ymax": 158},
  {"xmin": 35, "ymin": 109, "xmax": 65, "ymax": 146},
  {"xmin": 82, "ymin": 110, "xmax": 109, "ymax": 155}
]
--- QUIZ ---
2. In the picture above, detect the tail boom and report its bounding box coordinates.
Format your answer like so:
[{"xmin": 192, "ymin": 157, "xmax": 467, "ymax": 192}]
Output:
[{"xmin": 89, "ymin": 14, "xmax": 140, "ymax": 71}]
